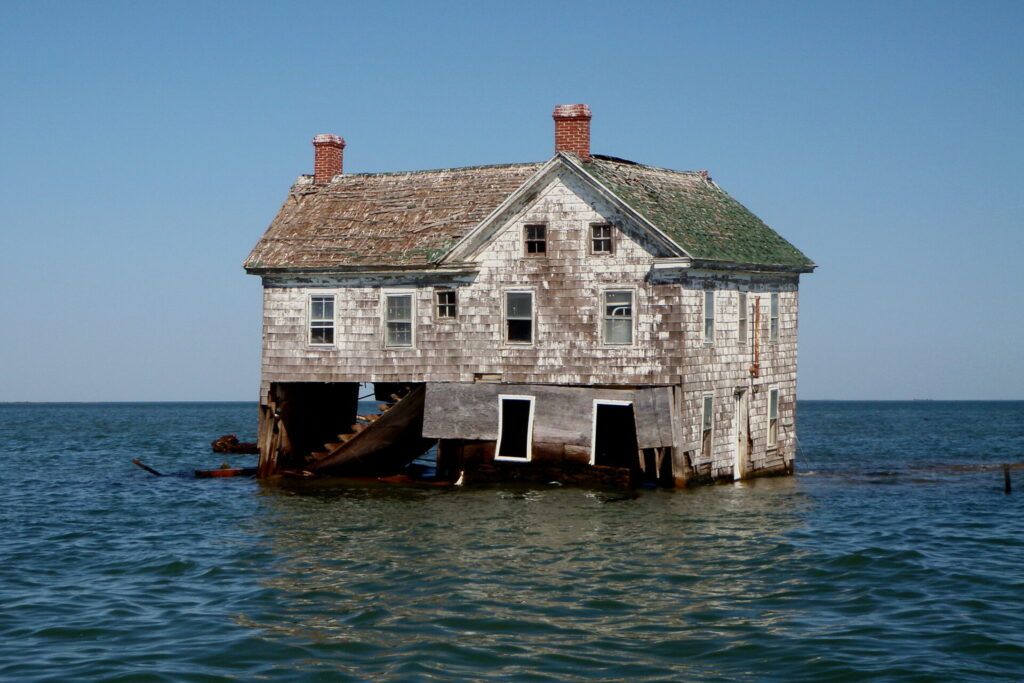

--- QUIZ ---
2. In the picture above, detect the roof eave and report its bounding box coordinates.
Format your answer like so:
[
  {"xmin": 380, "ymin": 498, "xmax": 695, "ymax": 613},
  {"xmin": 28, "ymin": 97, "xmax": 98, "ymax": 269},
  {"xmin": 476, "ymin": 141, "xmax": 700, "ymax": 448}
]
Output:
[{"xmin": 688, "ymin": 258, "xmax": 817, "ymax": 274}]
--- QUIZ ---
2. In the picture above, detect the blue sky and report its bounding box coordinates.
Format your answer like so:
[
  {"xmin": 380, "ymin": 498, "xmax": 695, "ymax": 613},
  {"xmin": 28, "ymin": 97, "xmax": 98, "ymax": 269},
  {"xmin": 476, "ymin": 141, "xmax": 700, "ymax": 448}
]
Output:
[{"xmin": 1, "ymin": 1, "xmax": 1021, "ymax": 401}]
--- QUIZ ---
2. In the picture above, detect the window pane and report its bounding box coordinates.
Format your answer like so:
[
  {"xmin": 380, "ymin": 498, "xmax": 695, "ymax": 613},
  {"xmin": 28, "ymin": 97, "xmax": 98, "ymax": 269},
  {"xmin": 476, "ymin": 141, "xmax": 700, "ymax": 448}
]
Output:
[
  {"xmin": 704, "ymin": 291, "xmax": 714, "ymax": 318},
  {"xmin": 310, "ymin": 326, "xmax": 333, "ymax": 345},
  {"xmin": 704, "ymin": 317, "xmax": 714, "ymax": 341},
  {"xmin": 387, "ymin": 295, "xmax": 412, "ymax": 322},
  {"xmin": 507, "ymin": 319, "xmax": 532, "ymax": 343},
  {"xmin": 702, "ymin": 396, "xmax": 713, "ymax": 430},
  {"xmin": 605, "ymin": 318, "xmax": 632, "ymax": 344},
  {"xmin": 507, "ymin": 292, "xmax": 532, "ymax": 319},
  {"xmin": 771, "ymin": 293, "xmax": 779, "ymax": 318},
  {"xmin": 387, "ymin": 322, "xmax": 412, "ymax": 346},
  {"xmin": 769, "ymin": 390, "xmax": 778, "ymax": 419}
]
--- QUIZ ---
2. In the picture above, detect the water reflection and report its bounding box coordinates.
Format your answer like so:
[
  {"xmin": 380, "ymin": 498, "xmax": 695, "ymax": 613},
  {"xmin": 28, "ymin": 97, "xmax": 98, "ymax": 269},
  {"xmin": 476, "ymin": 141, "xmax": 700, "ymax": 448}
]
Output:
[{"xmin": 242, "ymin": 478, "xmax": 811, "ymax": 678}]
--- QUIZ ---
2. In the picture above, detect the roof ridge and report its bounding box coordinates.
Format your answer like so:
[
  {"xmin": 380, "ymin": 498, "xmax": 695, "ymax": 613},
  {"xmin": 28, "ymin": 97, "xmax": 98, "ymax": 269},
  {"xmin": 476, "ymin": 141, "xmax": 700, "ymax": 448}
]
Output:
[
  {"xmin": 587, "ymin": 154, "xmax": 707, "ymax": 178},
  {"xmin": 302, "ymin": 161, "xmax": 545, "ymax": 182}
]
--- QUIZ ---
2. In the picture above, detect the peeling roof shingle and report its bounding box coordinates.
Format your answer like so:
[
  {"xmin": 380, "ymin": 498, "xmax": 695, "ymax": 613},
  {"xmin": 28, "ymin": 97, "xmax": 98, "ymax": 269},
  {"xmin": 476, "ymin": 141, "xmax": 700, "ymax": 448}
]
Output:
[
  {"xmin": 244, "ymin": 163, "xmax": 543, "ymax": 270},
  {"xmin": 245, "ymin": 155, "xmax": 813, "ymax": 272}
]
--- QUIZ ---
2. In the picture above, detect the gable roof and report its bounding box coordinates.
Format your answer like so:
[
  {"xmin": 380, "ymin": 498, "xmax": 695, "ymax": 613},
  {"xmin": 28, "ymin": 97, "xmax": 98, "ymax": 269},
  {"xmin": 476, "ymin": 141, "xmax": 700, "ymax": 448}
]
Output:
[
  {"xmin": 244, "ymin": 162, "xmax": 543, "ymax": 271},
  {"xmin": 580, "ymin": 156, "xmax": 814, "ymax": 270},
  {"xmin": 245, "ymin": 155, "xmax": 813, "ymax": 273}
]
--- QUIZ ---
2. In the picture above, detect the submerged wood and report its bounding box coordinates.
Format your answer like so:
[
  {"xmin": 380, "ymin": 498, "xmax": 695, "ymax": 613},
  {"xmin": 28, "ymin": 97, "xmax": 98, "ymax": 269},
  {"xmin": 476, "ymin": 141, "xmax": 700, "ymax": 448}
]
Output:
[
  {"xmin": 195, "ymin": 467, "xmax": 258, "ymax": 478},
  {"xmin": 132, "ymin": 459, "xmax": 163, "ymax": 477},
  {"xmin": 211, "ymin": 434, "xmax": 258, "ymax": 455}
]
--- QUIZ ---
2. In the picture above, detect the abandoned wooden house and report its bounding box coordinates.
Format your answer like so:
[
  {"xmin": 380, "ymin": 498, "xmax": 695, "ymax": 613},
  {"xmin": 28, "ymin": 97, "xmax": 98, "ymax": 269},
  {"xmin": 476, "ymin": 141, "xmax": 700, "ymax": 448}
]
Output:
[{"xmin": 244, "ymin": 104, "xmax": 815, "ymax": 486}]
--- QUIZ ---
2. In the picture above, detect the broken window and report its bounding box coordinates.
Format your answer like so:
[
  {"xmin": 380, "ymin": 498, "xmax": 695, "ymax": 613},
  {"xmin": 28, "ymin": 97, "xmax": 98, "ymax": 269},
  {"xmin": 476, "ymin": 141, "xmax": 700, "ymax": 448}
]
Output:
[
  {"xmin": 591, "ymin": 223, "xmax": 613, "ymax": 254},
  {"xmin": 506, "ymin": 291, "xmax": 533, "ymax": 343},
  {"xmin": 603, "ymin": 290, "xmax": 633, "ymax": 344},
  {"xmin": 309, "ymin": 295, "xmax": 335, "ymax": 345},
  {"xmin": 770, "ymin": 292, "xmax": 780, "ymax": 343},
  {"xmin": 524, "ymin": 224, "xmax": 546, "ymax": 255},
  {"xmin": 702, "ymin": 394, "xmax": 714, "ymax": 459},
  {"xmin": 496, "ymin": 395, "xmax": 534, "ymax": 461},
  {"xmin": 436, "ymin": 290, "xmax": 457, "ymax": 319},
  {"xmin": 703, "ymin": 290, "xmax": 715, "ymax": 344},
  {"xmin": 385, "ymin": 293, "xmax": 413, "ymax": 347},
  {"xmin": 768, "ymin": 388, "xmax": 779, "ymax": 448},
  {"xmin": 738, "ymin": 292, "xmax": 748, "ymax": 345}
]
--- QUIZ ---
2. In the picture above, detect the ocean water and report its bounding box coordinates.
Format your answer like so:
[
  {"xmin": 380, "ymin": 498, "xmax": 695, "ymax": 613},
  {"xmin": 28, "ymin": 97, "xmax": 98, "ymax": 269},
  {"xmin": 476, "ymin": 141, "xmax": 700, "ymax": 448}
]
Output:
[{"xmin": 0, "ymin": 401, "xmax": 1022, "ymax": 681}]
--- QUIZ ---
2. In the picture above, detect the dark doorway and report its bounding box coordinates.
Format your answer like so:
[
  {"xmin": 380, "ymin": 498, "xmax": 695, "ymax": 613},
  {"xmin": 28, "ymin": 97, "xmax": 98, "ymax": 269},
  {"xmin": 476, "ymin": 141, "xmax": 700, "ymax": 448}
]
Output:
[
  {"xmin": 592, "ymin": 402, "xmax": 639, "ymax": 469},
  {"xmin": 497, "ymin": 397, "xmax": 534, "ymax": 461}
]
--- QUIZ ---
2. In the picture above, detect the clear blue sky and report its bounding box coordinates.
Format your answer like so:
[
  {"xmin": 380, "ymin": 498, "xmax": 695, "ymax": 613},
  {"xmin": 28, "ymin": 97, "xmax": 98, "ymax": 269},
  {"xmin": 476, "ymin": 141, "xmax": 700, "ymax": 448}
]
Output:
[{"xmin": 1, "ymin": 1, "xmax": 1021, "ymax": 401}]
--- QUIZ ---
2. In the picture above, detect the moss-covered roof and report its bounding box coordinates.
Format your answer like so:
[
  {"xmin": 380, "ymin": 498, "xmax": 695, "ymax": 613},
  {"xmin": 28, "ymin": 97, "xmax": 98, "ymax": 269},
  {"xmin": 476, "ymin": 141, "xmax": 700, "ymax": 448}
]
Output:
[{"xmin": 581, "ymin": 155, "xmax": 814, "ymax": 270}]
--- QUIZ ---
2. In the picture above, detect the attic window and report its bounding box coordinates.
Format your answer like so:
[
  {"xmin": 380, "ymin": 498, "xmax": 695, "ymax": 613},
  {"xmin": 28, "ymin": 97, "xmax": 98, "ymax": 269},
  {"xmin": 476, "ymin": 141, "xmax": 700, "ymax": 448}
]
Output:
[
  {"xmin": 436, "ymin": 290, "xmax": 457, "ymax": 319},
  {"xmin": 591, "ymin": 224, "xmax": 613, "ymax": 254},
  {"xmin": 309, "ymin": 295, "xmax": 335, "ymax": 346},
  {"xmin": 524, "ymin": 224, "xmax": 546, "ymax": 256}
]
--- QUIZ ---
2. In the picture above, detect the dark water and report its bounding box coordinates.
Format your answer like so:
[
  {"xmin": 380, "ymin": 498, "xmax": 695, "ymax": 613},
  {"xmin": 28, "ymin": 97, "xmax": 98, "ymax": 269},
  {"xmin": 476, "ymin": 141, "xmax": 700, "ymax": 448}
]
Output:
[{"xmin": 1, "ymin": 401, "xmax": 1023, "ymax": 681}]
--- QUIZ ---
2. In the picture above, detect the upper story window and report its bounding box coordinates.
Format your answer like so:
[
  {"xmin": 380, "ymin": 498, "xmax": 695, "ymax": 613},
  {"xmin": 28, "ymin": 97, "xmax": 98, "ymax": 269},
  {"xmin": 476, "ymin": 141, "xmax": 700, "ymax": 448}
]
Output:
[
  {"xmin": 770, "ymin": 292, "xmax": 780, "ymax": 343},
  {"xmin": 738, "ymin": 292, "xmax": 748, "ymax": 345},
  {"xmin": 435, "ymin": 290, "xmax": 457, "ymax": 319},
  {"xmin": 603, "ymin": 290, "xmax": 633, "ymax": 344},
  {"xmin": 591, "ymin": 224, "xmax": 613, "ymax": 255},
  {"xmin": 506, "ymin": 291, "xmax": 534, "ymax": 344},
  {"xmin": 768, "ymin": 388, "xmax": 779, "ymax": 448},
  {"xmin": 703, "ymin": 290, "xmax": 715, "ymax": 344},
  {"xmin": 524, "ymin": 224, "xmax": 547, "ymax": 256},
  {"xmin": 701, "ymin": 394, "xmax": 714, "ymax": 459},
  {"xmin": 309, "ymin": 294, "xmax": 335, "ymax": 346},
  {"xmin": 384, "ymin": 292, "xmax": 413, "ymax": 347}
]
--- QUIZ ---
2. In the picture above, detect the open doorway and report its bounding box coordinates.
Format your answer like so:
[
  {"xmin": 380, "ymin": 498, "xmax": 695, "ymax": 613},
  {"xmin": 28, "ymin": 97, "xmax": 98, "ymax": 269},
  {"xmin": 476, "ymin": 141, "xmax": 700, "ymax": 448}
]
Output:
[
  {"xmin": 496, "ymin": 395, "xmax": 535, "ymax": 462},
  {"xmin": 591, "ymin": 400, "xmax": 639, "ymax": 469}
]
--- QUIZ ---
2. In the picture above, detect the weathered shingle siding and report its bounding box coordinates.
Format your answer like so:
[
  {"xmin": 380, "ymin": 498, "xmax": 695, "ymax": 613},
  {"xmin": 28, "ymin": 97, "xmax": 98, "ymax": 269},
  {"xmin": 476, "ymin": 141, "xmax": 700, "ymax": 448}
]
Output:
[
  {"xmin": 679, "ymin": 273, "xmax": 799, "ymax": 478},
  {"xmin": 259, "ymin": 171, "xmax": 684, "ymax": 392}
]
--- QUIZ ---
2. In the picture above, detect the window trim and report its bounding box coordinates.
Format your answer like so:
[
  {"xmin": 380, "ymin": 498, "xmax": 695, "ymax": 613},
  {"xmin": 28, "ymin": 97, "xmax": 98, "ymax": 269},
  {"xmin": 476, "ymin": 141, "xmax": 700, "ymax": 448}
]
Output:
[
  {"xmin": 589, "ymin": 222, "xmax": 614, "ymax": 256},
  {"xmin": 308, "ymin": 293, "xmax": 336, "ymax": 348},
  {"xmin": 434, "ymin": 288, "xmax": 458, "ymax": 321},
  {"xmin": 738, "ymin": 291, "xmax": 748, "ymax": 345},
  {"xmin": 381, "ymin": 288, "xmax": 416, "ymax": 349},
  {"xmin": 703, "ymin": 289, "xmax": 715, "ymax": 346},
  {"xmin": 701, "ymin": 393, "xmax": 714, "ymax": 459},
  {"xmin": 768, "ymin": 387, "xmax": 779, "ymax": 450},
  {"xmin": 770, "ymin": 292, "xmax": 780, "ymax": 344},
  {"xmin": 589, "ymin": 399, "xmax": 633, "ymax": 465},
  {"xmin": 523, "ymin": 223, "xmax": 547, "ymax": 257},
  {"xmin": 600, "ymin": 287, "xmax": 636, "ymax": 346},
  {"xmin": 503, "ymin": 288, "xmax": 536, "ymax": 346},
  {"xmin": 495, "ymin": 394, "xmax": 536, "ymax": 462}
]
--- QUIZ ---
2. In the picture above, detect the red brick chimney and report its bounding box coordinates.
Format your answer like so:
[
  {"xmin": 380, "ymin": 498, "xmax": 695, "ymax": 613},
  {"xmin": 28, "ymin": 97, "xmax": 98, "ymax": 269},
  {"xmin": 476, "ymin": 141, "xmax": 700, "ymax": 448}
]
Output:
[
  {"xmin": 552, "ymin": 104, "xmax": 592, "ymax": 159},
  {"xmin": 312, "ymin": 134, "xmax": 345, "ymax": 183}
]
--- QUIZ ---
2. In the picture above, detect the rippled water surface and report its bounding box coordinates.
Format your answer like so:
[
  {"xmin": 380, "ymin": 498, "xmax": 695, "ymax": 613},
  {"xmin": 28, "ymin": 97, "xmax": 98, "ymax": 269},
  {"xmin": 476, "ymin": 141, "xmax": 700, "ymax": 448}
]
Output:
[{"xmin": 1, "ymin": 401, "xmax": 1023, "ymax": 681}]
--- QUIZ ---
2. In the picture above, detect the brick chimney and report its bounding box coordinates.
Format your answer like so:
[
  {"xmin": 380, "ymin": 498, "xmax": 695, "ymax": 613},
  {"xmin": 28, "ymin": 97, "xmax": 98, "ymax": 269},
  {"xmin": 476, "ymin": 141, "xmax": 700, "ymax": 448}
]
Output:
[
  {"xmin": 312, "ymin": 134, "xmax": 345, "ymax": 183},
  {"xmin": 552, "ymin": 104, "xmax": 592, "ymax": 159}
]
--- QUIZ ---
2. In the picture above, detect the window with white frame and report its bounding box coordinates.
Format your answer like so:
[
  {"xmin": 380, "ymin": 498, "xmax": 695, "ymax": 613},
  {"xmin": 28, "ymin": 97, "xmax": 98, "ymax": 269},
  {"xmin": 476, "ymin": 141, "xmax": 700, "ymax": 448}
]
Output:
[
  {"xmin": 603, "ymin": 290, "xmax": 633, "ymax": 344},
  {"xmin": 703, "ymin": 290, "xmax": 715, "ymax": 344},
  {"xmin": 591, "ymin": 224, "xmax": 613, "ymax": 254},
  {"xmin": 768, "ymin": 388, "xmax": 779, "ymax": 448},
  {"xmin": 506, "ymin": 291, "xmax": 533, "ymax": 343},
  {"xmin": 524, "ymin": 224, "xmax": 546, "ymax": 256},
  {"xmin": 435, "ymin": 290, "xmax": 457, "ymax": 319},
  {"xmin": 738, "ymin": 292, "xmax": 748, "ymax": 345},
  {"xmin": 384, "ymin": 293, "xmax": 413, "ymax": 347},
  {"xmin": 770, "ymin": 292, "xmax": 780, "ymax": 343},
  {"xmin": 309, "ymin": 295, "xmax": 335, "ymax": 345},
  {"xmin": 701, "ymin": 394, "xmax": 714, "ymax": 459}
]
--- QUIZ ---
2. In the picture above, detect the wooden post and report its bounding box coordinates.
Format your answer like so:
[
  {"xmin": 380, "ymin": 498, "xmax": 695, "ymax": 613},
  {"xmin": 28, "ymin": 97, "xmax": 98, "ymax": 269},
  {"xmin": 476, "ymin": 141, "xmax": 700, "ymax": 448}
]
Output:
[{"xmin": 1005, "ymin": 464, "xmax": 1012, "ymax": 495}]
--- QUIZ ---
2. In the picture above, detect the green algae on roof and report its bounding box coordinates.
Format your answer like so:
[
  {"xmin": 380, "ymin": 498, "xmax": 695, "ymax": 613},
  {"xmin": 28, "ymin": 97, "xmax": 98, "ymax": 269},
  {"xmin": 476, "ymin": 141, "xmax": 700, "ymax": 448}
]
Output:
[{"xmin": 581, "ymin": 155, "xmax": 814, "ymax": 270}]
